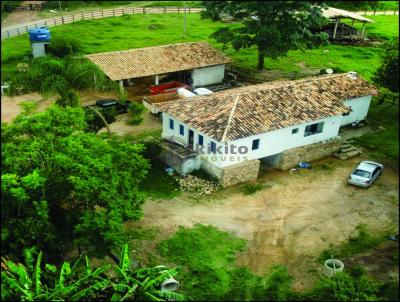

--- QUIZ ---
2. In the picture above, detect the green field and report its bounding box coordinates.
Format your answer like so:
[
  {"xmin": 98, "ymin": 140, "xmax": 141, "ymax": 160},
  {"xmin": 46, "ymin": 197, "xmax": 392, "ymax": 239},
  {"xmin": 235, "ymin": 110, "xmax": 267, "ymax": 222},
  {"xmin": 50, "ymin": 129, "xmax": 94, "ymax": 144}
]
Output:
[{"xmin": 2, "ymin": 14, "xmax": 398, "ymax": 79}]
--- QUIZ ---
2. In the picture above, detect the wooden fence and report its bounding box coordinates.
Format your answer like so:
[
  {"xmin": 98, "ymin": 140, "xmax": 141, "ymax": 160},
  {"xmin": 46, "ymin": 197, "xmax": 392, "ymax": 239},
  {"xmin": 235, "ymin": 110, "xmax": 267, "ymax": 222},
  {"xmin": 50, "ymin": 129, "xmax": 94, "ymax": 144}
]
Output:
[{"xmin": 1, "ymin": 7, "xmax": 205, "ymax": 40}]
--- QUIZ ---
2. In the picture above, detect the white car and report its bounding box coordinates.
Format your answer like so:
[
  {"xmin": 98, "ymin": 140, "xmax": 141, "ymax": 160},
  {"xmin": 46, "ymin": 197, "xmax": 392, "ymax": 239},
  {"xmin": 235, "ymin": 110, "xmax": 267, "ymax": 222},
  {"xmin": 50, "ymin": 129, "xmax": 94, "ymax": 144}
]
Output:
[{"xmin": 348, "ymin": 161, "xmax": 383, "ymax": 188}]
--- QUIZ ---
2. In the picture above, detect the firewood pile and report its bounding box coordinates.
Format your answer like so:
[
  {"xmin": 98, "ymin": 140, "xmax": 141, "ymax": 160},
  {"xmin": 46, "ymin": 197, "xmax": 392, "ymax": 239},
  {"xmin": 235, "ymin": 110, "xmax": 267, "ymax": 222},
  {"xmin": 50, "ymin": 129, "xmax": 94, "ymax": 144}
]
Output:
[{"xmin": 176, "ymin": 174, "xmax": 220, "ymax": 196}]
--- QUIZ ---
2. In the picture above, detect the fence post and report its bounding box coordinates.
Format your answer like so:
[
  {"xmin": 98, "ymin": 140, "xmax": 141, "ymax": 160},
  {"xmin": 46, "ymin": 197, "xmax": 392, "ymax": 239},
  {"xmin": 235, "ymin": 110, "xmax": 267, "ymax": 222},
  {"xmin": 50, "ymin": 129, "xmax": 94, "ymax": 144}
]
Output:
[
  {"xmin": 383, "ymin": 9, "xmax": 386, "ymax": 15},
  {"xmin": 72, "ymin": 14, "xmax": 75, "ymax": 21},
  {"xmin": 92, "ymin": 11, "xmax": 94, "ymax": 19},
  {"xmin": 7, "ymin": 31, "xmax": 10, "ymax": 38},
  {"xmin": 178, "ymin": 7, "xmax": 180, "ymax": 13},
  {"xmin": 122, "ymin": 8, "xmax": 125, "ymax": 15},
  {"xmin": 113, "ymin": 9, "xmax": 115, "ymax": 16},
  {"xmin": 26, "ymin": 26, "xmax": 28, "ymax": 32},
  {"xmin": 54, "ymin": 19, "xmax": 57, "ymax": 25},
  {"xmin": 189, "ymin": 7, "xmax": 191, "ymax": 13},
  {"xmin": 45, "ymin": 20, "xmax": 47, "ymax": 27},
  {"xmin": 394, "ymin": 9, "xmax": 397, "ymax": 15},
  {"xmin": 143, "ymin": 7, "xmax": 145, "ymax": 14},
  {"xmin": 62, "ymin": 16, "xmax": 64, "ymax": 24},
  {"xmin": 17, "ymin": 28, "xmax": 20, "ymax": 36},
  {"xmin": 82, "ymin": 12, "xmax": 84, "ymax": 20},
  {"xmin": 102, "ymin": 10, "xmax": 104, "ymax": 17}
]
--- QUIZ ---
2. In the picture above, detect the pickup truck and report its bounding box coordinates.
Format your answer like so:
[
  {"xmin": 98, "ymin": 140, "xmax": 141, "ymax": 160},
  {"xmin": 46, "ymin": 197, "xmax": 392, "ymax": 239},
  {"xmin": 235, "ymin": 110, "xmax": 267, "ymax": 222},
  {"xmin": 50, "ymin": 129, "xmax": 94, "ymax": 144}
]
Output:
[{"xmin": 94, "ymin": 99, "xmax": 130, "ymax": 113}]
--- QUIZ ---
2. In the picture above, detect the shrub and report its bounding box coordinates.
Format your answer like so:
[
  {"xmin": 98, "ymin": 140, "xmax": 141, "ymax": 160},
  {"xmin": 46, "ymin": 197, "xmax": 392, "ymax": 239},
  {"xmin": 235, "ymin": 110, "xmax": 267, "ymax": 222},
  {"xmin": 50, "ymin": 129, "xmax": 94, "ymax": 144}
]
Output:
[
  {"xmin": 47, "ymin": 35, "xmax": 83, "ymax": 58},
  {"xmin": 128, "ymin": 102, "xmax": 145, "ymax": 125},
  {"xmin": 18, "ymin": 100, "xmax": 38, "ymax": 116}
]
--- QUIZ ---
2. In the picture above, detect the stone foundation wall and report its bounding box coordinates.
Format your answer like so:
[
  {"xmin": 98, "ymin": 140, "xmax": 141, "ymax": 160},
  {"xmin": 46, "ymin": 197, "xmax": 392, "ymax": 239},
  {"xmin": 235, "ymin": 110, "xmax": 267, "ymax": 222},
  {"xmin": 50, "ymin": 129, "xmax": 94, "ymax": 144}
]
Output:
[
  {"xmin": 220, "ymin": 160, "xmax": 261, "ymax": 187},
  {"xmin": 201, "ymin": 159, "xmax": 261, "ymax": 187},
  {"xmin": 277, "ymin": 138, "xmax": 343, "ymax": 170}
]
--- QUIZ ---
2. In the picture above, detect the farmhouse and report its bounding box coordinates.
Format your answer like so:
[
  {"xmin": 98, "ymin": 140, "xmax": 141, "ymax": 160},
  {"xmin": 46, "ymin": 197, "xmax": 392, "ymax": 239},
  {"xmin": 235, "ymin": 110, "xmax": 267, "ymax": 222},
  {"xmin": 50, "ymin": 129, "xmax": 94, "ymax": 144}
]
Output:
[
  {"xmin": 86, "ymin": 41, "xmax": 231, "ymax": 92},
  {"xmin": 157, "ymin": 72, "xmax": 378, "ymax": 187}
]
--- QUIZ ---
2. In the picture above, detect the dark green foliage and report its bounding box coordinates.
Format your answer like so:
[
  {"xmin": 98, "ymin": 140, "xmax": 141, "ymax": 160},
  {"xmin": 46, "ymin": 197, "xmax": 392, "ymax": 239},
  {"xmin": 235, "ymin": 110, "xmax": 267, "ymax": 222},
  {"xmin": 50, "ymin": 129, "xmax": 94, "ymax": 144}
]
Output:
[
  {"xmin": 302, "ymin": 268, "xmax": 381, "ymax": 301},
  {"xmin": 1, "ymin": 106, "xmax": 150, "ymax": 261},
  {"xmin": 373, "ymin": 38, "xmax": 399, "ymax": 92},
  {"xmin": 1, "ymin": 244, "xmax": 184, "ymax": 301},
  {"xmin": 1, "ymin": 1, "xmax": 22, "ymax": 13},
  {"xmin": 157, "ymin": 224, "xmax": 246, "ymax": 300},
  {"xmin": 202, "ymin": 1, "xmax": 328, "ymax": 70},
  {"xmin": 239, "ymin": 182, "xmax": 271, "ymax": 195},
  {"xmin": 47, "ymin": 35, "xmax": 83, "ymax": 58},
  {"xmin": 128, "ymin": 102, "xmax": 145, "ymax": 125},
  {"xmin": 318, "ymin": 224, "xmax": 387, "ymax": 262},
  {"xmin": 84, "ymin": 107, "xmax": 117, "ymax": 133}
]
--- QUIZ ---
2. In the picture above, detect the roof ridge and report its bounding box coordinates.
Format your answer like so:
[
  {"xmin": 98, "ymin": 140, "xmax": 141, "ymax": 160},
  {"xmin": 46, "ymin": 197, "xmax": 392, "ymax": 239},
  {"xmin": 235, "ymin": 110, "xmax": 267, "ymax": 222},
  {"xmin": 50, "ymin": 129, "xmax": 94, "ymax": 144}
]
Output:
[
  {"xmin": 85, "ymin": 41, "xmax": 210, "ymax": 57},
  {"xmin": 220, "ymin": 96, "xmax": 240, "ymax": 143}
]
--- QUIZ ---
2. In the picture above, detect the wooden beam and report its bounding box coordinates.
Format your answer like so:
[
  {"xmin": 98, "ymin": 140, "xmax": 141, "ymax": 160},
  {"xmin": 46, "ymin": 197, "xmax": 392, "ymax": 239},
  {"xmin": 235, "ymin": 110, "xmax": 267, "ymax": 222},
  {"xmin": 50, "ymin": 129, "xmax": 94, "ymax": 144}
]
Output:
[{"xmin": 333, "ymin": 18, "xmax": 339, "ymax": 39}]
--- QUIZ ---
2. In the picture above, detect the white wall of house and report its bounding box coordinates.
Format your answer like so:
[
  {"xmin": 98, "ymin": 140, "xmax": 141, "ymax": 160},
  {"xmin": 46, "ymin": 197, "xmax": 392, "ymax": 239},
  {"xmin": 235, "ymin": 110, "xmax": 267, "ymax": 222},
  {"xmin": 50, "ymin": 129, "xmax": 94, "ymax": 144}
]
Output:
[
  {"xmin": 340, "ymin": 95, "xmax": 372, "ymax": 126},
  {"xmin": 162, "ymin": 113, "xmax": 342, "ymax": 168},
  {"xmin": 191, "ymin": 64, "xmax": 225, "ymax": 87}
]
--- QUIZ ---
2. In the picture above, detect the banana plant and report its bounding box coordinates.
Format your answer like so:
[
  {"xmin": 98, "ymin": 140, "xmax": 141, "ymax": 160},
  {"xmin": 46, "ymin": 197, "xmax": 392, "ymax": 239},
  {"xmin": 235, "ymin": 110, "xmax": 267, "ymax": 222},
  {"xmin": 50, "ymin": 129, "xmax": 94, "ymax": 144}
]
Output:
[{"xmin": 1, "ymin": 245, "xmax": 184, "ymax": 301}]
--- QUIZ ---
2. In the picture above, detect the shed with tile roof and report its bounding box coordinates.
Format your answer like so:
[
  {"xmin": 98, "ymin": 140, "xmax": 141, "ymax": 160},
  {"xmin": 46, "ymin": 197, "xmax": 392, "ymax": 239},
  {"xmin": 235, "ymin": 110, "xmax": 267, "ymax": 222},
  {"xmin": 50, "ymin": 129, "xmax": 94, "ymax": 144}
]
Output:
[{"xmin": 86, "ymin": 41, "xmax": 231, "ymax": 90}]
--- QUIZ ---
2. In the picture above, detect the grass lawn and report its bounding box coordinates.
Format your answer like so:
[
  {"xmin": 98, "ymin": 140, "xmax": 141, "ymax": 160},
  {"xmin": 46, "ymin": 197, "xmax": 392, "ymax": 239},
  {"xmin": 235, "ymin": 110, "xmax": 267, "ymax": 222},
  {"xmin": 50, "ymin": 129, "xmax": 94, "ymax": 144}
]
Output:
[
  {"xmin": 350, "ymin": 15, "xmax": 399, "ymax": 40},
  {"xmin": 354, "ymin": 97, "xmax": 399, "ymax": 161},
  {"xmin": 2, "ymin": 13, "xmax": 397, "ymax": 80}
]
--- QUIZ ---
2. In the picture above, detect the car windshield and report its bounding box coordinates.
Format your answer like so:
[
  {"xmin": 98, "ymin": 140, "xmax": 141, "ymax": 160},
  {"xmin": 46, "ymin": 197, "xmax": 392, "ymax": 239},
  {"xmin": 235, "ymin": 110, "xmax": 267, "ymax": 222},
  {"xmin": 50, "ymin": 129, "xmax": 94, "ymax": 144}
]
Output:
[{"xmin": 353, "ymin": 169, "xmax": 371, "ymax": 178}]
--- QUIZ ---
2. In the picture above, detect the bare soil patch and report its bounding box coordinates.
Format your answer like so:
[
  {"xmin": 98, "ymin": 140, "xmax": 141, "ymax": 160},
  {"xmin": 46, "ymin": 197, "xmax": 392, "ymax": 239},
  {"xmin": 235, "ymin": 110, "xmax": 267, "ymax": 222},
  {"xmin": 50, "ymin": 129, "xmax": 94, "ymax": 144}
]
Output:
[{"xmin": 132, "ymin": 156, "xmax": 399, "ymax": 290}]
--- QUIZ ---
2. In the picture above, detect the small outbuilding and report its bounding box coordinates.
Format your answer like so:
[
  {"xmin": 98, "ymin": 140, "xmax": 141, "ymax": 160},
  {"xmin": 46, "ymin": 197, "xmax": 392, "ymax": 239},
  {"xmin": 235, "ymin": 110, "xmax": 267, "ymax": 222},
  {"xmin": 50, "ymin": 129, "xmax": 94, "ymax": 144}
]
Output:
[
  {"xmin": 86, "ymin": 42, "xmax": 232, "ymax": 92},
  {"xmin": 320, "ymin": 7, "xmax": 374, "ymax": 40}
]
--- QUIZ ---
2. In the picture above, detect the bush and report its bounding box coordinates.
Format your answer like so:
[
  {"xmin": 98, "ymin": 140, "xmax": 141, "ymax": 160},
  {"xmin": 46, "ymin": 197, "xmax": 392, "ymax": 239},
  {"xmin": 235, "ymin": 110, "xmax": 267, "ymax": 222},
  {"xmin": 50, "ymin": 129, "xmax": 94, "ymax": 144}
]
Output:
[
  {"xmin": 18, "ymin": 101, "xmax": 38, "ymax": 116},
  {"xmin": 157, "ymin": 224, "xmax": 246, "ymax": 301},
  {"xmin": 318, "ymin": 224, "xmax": 387, "ymax": 262},
  {"xmin": 128, "ymin": 102, "xmax": 145, "ymax": 125},
  {"xmin": 47, "ymin": 35, "xmax": 83, "ymax": 58}
]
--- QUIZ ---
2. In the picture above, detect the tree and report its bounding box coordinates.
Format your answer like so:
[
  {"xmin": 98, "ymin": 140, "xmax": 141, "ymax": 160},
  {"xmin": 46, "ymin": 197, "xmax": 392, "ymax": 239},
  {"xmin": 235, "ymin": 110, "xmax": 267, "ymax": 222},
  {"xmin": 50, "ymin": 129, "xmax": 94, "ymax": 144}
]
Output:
[
  {"xmin": 24, "ymin": 55, "xmax": 121, "ymax": 107},
  {"xmin": 1, "ymin": 106, "xmax": 150, "ymax": 261},
  {"xmin": 373, "ymin": 38, "xmax": 399, "ymax": 93},
  {"xmin": 202, "ymin": 1, "xmax": 328, "ymax": 70},
  {"xmin": 1, "ymin": 244, "xmax": 184, "ymax": 301}
]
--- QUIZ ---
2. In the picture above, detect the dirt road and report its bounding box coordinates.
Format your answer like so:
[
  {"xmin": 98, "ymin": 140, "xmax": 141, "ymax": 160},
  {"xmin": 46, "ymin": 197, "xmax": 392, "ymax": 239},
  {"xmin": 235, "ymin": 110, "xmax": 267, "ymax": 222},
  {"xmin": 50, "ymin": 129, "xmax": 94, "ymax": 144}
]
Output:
[{"xmin": 134, "ymin": 157, "xmax": 399, "ymax": 290}]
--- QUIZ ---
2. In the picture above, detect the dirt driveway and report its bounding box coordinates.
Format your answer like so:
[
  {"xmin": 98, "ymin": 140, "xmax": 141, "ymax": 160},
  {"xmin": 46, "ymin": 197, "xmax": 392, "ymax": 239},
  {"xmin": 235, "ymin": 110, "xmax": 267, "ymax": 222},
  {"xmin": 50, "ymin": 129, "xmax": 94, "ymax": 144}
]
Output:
[{"xmin": 134, "ymin": 156, "xmax": 399, "ymax": 290}]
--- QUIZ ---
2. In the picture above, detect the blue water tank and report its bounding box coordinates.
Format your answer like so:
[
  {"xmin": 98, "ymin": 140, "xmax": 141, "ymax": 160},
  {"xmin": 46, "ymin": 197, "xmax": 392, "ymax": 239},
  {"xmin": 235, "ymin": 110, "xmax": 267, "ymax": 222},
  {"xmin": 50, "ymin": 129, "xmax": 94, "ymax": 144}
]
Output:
[{"xmin": 29, "ymin": 27, "xmax": 50, "ymax": 42}]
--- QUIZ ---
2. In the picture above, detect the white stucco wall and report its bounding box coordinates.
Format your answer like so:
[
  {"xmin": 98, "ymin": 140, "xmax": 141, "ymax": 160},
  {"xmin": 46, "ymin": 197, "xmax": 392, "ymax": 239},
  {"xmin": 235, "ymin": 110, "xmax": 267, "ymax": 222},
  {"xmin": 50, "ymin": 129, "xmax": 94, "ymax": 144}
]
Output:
[
  {"xmin": 340, "ymin": 95, "xmax": 372, "ymax": 126},
  {"xmin": 191, "ymin": 64, "xmax": 225, "ymax": 87},
  {"xmin": 162, "ymin": 113, "xmax": 342, "ymax": 168}
]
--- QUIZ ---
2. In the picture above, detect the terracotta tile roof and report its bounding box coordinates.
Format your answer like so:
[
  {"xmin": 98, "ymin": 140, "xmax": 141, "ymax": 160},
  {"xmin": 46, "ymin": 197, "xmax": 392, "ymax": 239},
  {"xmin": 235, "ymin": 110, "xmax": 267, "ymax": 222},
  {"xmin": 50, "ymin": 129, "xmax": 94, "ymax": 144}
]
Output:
[
  {"xmin": 85, "ymin": 42, "xmax": 231, "ymax": 81},
  {"xmin": 158, "ymin": 72, "xmax": 378, "ymax": 142},
  {"xmin": 323, "ymin": 6, "xmax": 374, "ymax": 23}
]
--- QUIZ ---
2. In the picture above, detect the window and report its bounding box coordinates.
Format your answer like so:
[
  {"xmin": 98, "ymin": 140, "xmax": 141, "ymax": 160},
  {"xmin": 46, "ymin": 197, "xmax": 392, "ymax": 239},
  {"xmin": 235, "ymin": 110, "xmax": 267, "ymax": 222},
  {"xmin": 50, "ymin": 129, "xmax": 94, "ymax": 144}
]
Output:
[
  {"xmin": 169, "ymin": 119, "xmax": 174, "ymax": 130},
  {"xmin": 198, "ymin": 135, "xmax": 204, "ymax": 146},
  {"xmin": 304, "ymin": 122, "xmax": 324, "ymax": 137},
  {"xmin": 210, "ymin": 141, "xmax": 217, "ymax": 153},
  {"xmin": 179, "ymin": 124, "xmax": 184, "ymax": 135},
  {"xmin": 252, "ymin": 139, "xmax": 260, "ymax": 150},
  {"xmin": 292, "ymin": 128, "xmax": 299, "ymax": 134}
]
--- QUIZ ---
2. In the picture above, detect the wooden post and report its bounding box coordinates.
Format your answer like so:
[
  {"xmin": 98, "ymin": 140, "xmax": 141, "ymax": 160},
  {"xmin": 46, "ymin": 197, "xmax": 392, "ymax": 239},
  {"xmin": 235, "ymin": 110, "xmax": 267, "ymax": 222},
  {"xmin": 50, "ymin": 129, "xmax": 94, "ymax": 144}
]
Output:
[
  {"xmin": 113, "ymin": 9, "xmax": 115, "ymax": 16},
  {"xmin": 178, "ymin": 7, "xmax": 180, "ymax": 13},
  {"xmin": 17, "ymin": 28, "xmax": 20, "ymax": 36},
  {"xmin": 45, "ymin": 20, "xmax": 47, "ymax": 26},
  {"xmin": 361, "ymin": 22, "xmax": 366, "ymax": 37},
  {"xmin": 92, "ymin": 11, "xmax": 94, "ymax": 19},
  {"xmin": 54, "ymin": 19, "xmax": 57, "ymax": 25},
  {"xmin": 82, "ymin": 12, "xmax": 84, "ymax": 20},
  {"xmin": 72, "ymin": 14, "xmax": 74, "ymax": 21},
  {"xmin": 373, "ymin": 8, "xmax": 376, "ymax": 15},
  {"xmin": 102, "ymin": 10, "xmax": 104, "ymax": 17},
  {"xmin": 122, "ymin": 8, "xmax": 124, "ymax": 16},
  {"xmin": 62, "ymin": 16, "xmax": 64, "ymax": 24},
  {"xmin": 26, "ymin": 26, "xmax": 29, "ymax": 32},
  {"xmin": 164, "ymin": 7, "xmax": 166, "ymax": 13},
  {"xmin": 119, "ymin": 80, "xmax": 124, "ymax": 92},
  {"xmin": 143, "ymin": 7, "xmax": 145, "ymax": 14},
  {"xmin": 7, "ymin": 31, "xmax": 10, "ymax": 38},
  {"xmin": 155, "ymin": 75, "xmax": 159, "ymax": 85},
  {"xmin": 332, "ymin": 18, "xmax": 339, "ymax": 39}
]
